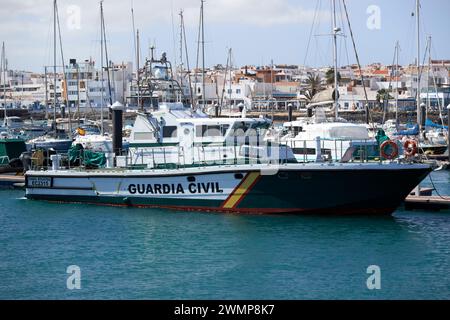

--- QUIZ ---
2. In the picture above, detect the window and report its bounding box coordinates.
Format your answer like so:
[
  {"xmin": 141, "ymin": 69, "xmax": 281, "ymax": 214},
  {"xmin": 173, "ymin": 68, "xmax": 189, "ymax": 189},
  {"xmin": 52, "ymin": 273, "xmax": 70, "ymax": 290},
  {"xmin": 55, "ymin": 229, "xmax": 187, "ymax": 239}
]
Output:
[
  {"xmin": 231, "ymin": 122, "xmax": 251, "ymax": 136},
  {"xmin": 206, "ymin": 125, "xmax": 222, "ymax": 137},
  {"xmin": 134, "ymin": 132, "xmax": 154, "ymax": 140},
  {"xmin": 196, "ymin": 125, "xmax": 229, "ymax": 138},
  {"xmin": 162, "ymin": 126, "xmax": 178, "ymax": 138},
  {"xmin": 236, "ymin": 89, "xmax": 241, "ymax": 94},
  {"xmin": 221, "ymin": 125, "xmax": 230, "ymax": 136},
  {"xmin": 196, "ymin": 125, "xmax": 205, "ymax": 138},
  {"xmin": 293, "ymin": 127, "xmax": 303, "ymax": 136}
]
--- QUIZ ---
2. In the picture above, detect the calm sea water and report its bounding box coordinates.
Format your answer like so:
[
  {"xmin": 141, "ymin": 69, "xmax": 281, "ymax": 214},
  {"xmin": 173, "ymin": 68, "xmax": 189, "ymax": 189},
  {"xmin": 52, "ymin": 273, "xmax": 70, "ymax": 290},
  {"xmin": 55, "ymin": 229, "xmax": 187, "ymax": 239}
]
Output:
[{"xmin": 0, "ymin": 171, "xmax": 449, "ymax": 300}]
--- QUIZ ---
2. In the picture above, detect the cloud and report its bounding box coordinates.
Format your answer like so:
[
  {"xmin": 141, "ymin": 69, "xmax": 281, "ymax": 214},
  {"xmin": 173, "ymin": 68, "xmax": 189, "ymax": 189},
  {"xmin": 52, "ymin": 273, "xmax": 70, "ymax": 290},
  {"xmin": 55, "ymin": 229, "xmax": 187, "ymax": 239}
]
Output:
[
  {"xmin": 0, "ymin": 0, "xmax": 328, "ymax": 31},
  {"xmin": 0, "ymin": 0, "xmax": 330, "ymax": 71}
]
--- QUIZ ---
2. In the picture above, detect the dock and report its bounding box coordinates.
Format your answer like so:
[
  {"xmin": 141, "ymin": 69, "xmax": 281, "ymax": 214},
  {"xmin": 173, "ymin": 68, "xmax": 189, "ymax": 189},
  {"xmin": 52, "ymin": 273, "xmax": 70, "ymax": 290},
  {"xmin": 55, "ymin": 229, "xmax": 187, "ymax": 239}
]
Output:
[
  {"xmin": 404, "ymin": 195, "xmax": 450, "ymax": 211},
  {"xmin": 0, "ymin": 175, "xmax": 25, "ymax": 189}
]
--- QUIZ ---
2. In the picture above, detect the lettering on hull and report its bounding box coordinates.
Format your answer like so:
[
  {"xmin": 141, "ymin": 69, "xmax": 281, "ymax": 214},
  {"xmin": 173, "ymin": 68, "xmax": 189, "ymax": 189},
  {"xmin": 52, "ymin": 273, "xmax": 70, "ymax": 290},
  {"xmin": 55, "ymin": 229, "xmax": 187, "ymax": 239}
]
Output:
[{"xmin": 128, "ymin": 182, "xmax": 224, "ymax": 195}]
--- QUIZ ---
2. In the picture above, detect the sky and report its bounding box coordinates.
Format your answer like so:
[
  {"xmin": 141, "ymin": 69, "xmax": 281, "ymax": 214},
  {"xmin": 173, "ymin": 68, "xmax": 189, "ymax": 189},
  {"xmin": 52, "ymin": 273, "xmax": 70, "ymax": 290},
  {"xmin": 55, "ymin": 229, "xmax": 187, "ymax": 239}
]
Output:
[{"xmin": 0, "ymin": 0, "xmax": 449, "ymax": 72}]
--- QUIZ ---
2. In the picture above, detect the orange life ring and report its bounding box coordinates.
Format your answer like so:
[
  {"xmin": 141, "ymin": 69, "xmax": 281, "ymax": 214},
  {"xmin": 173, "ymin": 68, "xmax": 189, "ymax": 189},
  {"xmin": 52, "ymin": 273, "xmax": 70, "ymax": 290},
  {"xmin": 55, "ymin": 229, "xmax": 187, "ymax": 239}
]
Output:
[
  {"xmin": 403, "ymin": 139, "xmax": 418, "ymax": 157},
  {"xmin": 380, "ymin": 140, "xmax": 399, "ymax": 160}
]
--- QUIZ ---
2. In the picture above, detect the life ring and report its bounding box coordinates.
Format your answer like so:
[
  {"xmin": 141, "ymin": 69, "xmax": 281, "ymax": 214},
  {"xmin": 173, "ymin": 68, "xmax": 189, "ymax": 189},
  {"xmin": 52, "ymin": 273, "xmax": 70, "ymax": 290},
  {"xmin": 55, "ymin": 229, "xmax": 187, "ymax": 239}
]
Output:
[
  {"xmin": 380, "ymin": 140, "xmax": 399, "ymax": 160},
  {"xmin": 403, "ymin": 139, "xmax": 418, "ymax": 157}
]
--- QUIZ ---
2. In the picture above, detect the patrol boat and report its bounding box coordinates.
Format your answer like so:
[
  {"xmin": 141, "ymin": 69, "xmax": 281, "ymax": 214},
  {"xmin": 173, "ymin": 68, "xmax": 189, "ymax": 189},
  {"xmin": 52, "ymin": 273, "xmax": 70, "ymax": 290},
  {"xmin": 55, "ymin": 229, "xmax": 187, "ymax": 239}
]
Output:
[{"xmin": 24, "ymin": 102, "xmax": 432, "ymax": 215}]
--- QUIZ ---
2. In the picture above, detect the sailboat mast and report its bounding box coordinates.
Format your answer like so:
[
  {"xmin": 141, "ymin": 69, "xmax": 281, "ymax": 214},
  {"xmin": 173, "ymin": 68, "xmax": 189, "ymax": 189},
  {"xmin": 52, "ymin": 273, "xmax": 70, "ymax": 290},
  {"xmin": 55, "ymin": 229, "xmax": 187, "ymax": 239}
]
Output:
[
  {"xmin": 332, "ymin": 0, "xmax": 339, "ymax": 121},
  {"xmin": 100, "ymin": 1, "xmax": 105, "ymax": 135},
  {"xmin": 137, "ymin": 30, "xmax": 141, "ymax": 111},
  {"xmin": 44, "ymin": 66, "xmax": 48, "ymax": 120},
  {"xmin": 53, "ymin": 0, "xmax": 57, "ymax": 125},
  {"xmin": 55, "ymin": 0, "xmax": 72, "ymax": 137},
  {"xmin": 395, "ymin": 41, "xmax": 400, "ymax": 126},
  {"xmin": 101, "ymin": 4, "xmax": 113, "ymax": 106},
  {"xmin": 201, "ymin": 0, "xmax": 206, "ymax": 111},
  {"xmin": 426, "ymin": 36, "xmax": 431, "ymax": 121},
  {"xmin": 131, "ymin": 4, "xmax": 141, "ymax": 111},
  {"xmin": 2, "ymin": 42, "xmax": 6, "ymax": 127},
  {"xmin": 229, "ymin": 49, "xmax": 233, "ymax": 114},
  {"xmin": 180, "ymin": 11, "xmax": 194, "ymax": 108},
  {"xmin": 416, "ymin": 0, "xmax": 421, "ymax": 129},
  {"xmin": 179, "ymin": 10, "xmax": 184, "ymax": 88}
]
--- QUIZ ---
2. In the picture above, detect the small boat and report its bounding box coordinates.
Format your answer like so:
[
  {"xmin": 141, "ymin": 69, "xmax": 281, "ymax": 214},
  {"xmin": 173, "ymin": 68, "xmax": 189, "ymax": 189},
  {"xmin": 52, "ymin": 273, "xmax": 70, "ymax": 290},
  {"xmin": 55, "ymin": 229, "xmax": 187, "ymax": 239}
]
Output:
[
  {"xmin": 72, "ymin": 125, "xmax": 130, "ymax": 153},
  {"xmin": 0, "ymin": 133, "xmax": 27, "ymax": 171},
  {"xmin": 267, "ymin": 109, "xmax": 379, "ymax": 162},
  {"xmin": 26, "ymin": 131, "xmax": 73, "ymax": 153}
]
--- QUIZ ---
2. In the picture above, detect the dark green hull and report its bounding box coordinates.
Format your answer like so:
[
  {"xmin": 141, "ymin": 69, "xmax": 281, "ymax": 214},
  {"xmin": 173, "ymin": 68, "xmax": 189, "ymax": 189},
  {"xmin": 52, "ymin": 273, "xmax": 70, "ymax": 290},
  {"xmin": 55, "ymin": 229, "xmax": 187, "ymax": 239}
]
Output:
[{"xmin": 26, "ymin": 164, "xmax": 432, "ymax": 215}]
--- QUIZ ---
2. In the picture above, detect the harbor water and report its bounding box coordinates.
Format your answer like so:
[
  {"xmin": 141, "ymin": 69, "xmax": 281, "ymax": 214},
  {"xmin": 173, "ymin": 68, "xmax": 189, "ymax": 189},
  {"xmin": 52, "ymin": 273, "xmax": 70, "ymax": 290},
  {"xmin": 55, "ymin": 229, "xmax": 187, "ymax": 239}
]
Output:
[{"xmin": 1, "ymin": 171, "xmax": 449, "ymax": 300}]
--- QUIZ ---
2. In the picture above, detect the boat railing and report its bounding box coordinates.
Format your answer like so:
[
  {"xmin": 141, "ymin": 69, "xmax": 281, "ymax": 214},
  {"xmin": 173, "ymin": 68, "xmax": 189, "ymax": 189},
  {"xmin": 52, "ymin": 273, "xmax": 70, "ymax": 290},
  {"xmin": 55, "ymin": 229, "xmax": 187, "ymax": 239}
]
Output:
[
  {"xmin": 281, "ymin": 138, "xmax": 380, "ymax": 163},
  {"xmin": 28, "ymin": 137, "xmax": 389, "ymax": 172}
]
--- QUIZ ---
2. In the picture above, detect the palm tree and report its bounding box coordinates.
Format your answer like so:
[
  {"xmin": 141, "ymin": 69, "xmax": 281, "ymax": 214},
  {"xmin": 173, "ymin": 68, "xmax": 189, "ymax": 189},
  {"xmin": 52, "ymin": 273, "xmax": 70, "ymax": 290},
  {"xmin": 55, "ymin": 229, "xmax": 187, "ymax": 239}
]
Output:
[
  {"xmin": 325, "ymin": 68, "xmax": 341, "ymax": 85},
  {"xmin": 304, "ymin": 73, "xmax": 322, "ymax": 101}
]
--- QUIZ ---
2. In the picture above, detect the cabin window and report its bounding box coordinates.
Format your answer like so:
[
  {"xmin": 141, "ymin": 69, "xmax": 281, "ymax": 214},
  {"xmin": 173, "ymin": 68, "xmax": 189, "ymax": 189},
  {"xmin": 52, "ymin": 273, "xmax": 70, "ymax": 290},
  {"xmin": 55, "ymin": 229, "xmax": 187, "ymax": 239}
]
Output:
[
  {"xmin": 196, "ymin": 125, "xmax": 229, "ymax": 138},
  {"xmin": 134, "ymin": 132, "xmax": 154, "ymax": 140},
  {"xmin": 221, "ymin": 125, "xmax": 230, "ymax": 136},
  {"xmin": 163, "ymin": 126, "xmax": 178, "ymax": 138},
  {"xmin": 293, "ymin": 127, "xmax": 303, "ymax": 136},
  {"xmin": 231, "ymin": 122, "xmax": 251, "ymax": 136},
  {"xmin": 207, "ymin": 126, "xmax": 222, "ymax": 137},
  {"xmin": 196, "ymin": 126, "xmax": 204, "ymax": 138}
]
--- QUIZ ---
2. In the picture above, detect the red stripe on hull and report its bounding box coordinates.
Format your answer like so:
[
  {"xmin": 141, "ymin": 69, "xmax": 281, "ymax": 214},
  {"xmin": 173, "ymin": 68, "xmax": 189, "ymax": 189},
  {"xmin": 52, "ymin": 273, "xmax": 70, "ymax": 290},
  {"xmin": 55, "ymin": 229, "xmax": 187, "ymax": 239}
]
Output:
[{"xmin": 36, "ymin": 199, "xmax": 397, "ymax": 216}]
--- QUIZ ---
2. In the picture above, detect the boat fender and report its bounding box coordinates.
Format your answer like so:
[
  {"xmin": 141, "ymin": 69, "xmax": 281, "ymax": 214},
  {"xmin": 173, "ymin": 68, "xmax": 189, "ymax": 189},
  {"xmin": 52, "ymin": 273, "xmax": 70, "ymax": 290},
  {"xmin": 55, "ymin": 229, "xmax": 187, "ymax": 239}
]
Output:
[
  {"xmin": 380, "ymin": 140, "xmax": 399, "ymax": 160},
  {"xmin": 403, "ymin": 139, "xmax": 418, "ymax": 157}
]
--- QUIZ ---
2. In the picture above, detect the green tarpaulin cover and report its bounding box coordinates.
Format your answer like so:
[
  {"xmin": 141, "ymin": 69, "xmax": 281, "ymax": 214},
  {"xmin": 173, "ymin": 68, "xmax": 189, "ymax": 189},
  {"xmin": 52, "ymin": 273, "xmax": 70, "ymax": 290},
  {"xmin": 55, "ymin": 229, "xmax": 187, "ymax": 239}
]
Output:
[{"xmin": 68, "ymin": 144, "xmax": 106, "ymax": 168}]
